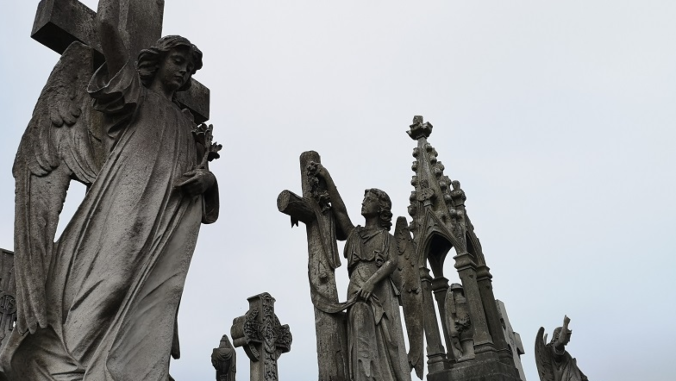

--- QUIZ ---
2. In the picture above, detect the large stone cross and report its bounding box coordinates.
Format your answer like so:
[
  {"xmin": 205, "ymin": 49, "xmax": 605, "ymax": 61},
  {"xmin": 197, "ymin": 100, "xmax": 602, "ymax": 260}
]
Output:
[
  {"xmin": 230, "ymin": 293, "xmax": 292, "ymax": 381},
  {"xmin": 31, "ymin": 0, "xmax": 209, "ymax": 122},
  {"xmin": 277, "ymin": 151, "xmax": 348, "ymax": 381}
]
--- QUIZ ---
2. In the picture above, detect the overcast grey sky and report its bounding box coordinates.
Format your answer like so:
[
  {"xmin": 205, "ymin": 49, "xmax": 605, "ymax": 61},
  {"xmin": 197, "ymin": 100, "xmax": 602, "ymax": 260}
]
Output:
[{"xmin": 1, "ymin": 1, "xmax": 675, "ymax": 380}]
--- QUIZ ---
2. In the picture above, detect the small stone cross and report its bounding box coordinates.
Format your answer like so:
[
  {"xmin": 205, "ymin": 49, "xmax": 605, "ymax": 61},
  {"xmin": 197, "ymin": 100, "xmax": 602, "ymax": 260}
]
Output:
[
  {"xmin": 231, "ymin": 293, "xmax": 292, "ymax": 381},
  {"xmin": 31, "ymin": 0, "xmax": 210, "ymax": 122}
]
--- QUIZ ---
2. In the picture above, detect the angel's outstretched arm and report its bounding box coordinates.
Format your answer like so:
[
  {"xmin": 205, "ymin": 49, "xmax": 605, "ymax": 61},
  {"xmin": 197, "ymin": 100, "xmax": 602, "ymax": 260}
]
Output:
[
  {"xmin": 554, "ymin": 315, "xmax": 572, "ymax": 350},
  {"xmin": 314, "ymin": 163, "xmax": 355, "ymax": 238},
  {"xmin": 97, "ymin": 0, "xmax": 129, "ymax": 75}
]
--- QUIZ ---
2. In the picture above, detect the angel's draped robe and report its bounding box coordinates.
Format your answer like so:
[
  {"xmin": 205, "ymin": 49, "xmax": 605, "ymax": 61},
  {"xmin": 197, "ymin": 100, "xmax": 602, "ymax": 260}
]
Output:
[
  {"xmin": 3, "ymin": 62, "xmax": 218, "ymax": 381},
  {"xmin": 546, "ymin": 344, "xmax": 588, "ymax": 381},
  {"xmin": 345, "ymin": 227, "xmax": 410, "ymax": 381}
]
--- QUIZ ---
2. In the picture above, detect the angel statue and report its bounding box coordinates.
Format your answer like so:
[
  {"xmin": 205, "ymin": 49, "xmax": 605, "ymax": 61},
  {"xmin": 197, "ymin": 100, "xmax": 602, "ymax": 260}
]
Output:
[
  {"xmin": 310, "ymin": 162, "xmax": 423, "ymax": 381},
  {"xmin": 0, "ymin": 0, "xmax": 219, "ymax": 380},
  {"xmin": 535, "ymin": 316, "xmax": 589, "ymax": 381}
]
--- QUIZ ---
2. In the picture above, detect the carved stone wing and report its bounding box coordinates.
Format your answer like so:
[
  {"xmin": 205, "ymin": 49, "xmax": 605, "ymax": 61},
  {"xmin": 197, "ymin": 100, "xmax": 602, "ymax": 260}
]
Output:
[
  {"xmin": 12, "ymin": 41, "xmax": 102, "ymax": 334},
  {"xmin": 393, "ymin": 216, "xmax": 424, "ymax": 379},
  {"xmin": 534, "ymin": 326, "xmax": 555, "ymax": 381}
]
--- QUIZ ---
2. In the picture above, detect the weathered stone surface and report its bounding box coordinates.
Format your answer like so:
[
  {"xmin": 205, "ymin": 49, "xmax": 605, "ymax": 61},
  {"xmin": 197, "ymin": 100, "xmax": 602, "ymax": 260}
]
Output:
[
  {"xmin": 404, "ymin": 116, "xmax": 522, "ymax": 381},
  {"xmin": 278, "ymin": 114, "xmax": 531, "ymax": 381},
  {"xmin": 231, "ymin": 293, "xmax": 292, "ymax": 381},
  {"xmin": 445, "ymin": 284, "xmax": 475, "ymax": 362},
  {"xmin": 284, "ymin": 158, "xmax": 422, "ymax": 381},
  {"xmin": 496, "ymin": 300, "xmax": 526, "ymax": 381},
  {"xmin": 0, "ymin": 1, "xmax": 219, "ymax": 379},
  {"xmin": 278, "ymin": 151, "xmax": 349, "ymax": 381},
  {"xmin": 0, "ymin": 250, "xmax": 15, "ymax": 350},
  {"xmin": 393, "ymin": 216, "xmax": 425, "ymax": 379},
  {"xmin": 535, "ymin": 316, "xmax": 588, "ymax": 381},
  {"xmin": 427, "ymin": 358, "xmax": 523, "ymax": 381},
  {"xmin": 32, "ymin": 0, "xmax": 102, "ymax": 55},
  {"xmin": 31, "ymin": 0, "xmax": 209, "ymax": 122},
  {"xmin": 212, "ymin": 335, "xmax": 237, "ymax": 381}
]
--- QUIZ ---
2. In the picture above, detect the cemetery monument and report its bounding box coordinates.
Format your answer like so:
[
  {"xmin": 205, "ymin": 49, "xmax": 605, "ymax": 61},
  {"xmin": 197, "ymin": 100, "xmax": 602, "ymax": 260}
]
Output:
[
  {"xmin": 534, "ymin": 316, "xmax": 588, "ymax": 381},
  {"xmin": 0, "ymin": 0, "xmax": 219, "ymax": 379},
  {"xmin": 279, "ymin": 116, "xmax": 527, "ymax": 381},
  {"xmin": 0, "ymin": 1, "xmax": 588, "ymax": 380},
  {"xmin": 212, "ymin": 335, "xmax": 237, "ymax": 381}
]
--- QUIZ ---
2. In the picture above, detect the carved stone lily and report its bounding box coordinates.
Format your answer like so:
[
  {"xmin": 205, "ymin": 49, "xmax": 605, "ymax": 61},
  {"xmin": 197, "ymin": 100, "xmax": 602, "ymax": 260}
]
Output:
[{"xmin": 192, "ymin": 123, "xmax": 222, "ymax": 169}]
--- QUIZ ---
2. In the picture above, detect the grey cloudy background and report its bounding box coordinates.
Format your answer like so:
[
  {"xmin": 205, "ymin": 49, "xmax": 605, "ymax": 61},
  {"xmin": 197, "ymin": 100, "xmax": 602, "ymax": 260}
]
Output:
[{"xmin": 2, "ymin": 1, "xmax": 675, "ymax": 380}]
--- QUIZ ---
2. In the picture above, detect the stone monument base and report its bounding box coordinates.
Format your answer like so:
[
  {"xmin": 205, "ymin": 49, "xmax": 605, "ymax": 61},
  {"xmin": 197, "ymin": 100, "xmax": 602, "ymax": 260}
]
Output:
[{"xmin": 427, "ymin": 352, "xmax": 521, "ymax": 381}]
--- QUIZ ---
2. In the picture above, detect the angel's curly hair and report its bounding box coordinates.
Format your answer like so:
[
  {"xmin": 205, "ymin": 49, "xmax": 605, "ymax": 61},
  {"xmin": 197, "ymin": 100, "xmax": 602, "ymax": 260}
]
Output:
[
  {"xmin": 365, "ymin": 188, "xmax": 393, "ymax": 231},
  {"xmin": 137, "ymin": 35, "xmax": 203, "ymax": 91}
]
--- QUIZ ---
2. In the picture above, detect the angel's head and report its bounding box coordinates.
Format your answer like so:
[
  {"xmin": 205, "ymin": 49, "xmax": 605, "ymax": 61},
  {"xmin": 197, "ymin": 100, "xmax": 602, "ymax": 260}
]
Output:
[
  {"xmin": 137, "ymin": 35, "xmax": 203, "ymax": 93},
  {"xmin": 550, "ymin": 326, "xmax": 572, "ymax": 345},
  {"xmin": 361, "ymin": 188, "xmax": 393, "ymax": 231},
  {"xmin": 551, "ymin": 327, "xmax": 562, "ymax": 344}
]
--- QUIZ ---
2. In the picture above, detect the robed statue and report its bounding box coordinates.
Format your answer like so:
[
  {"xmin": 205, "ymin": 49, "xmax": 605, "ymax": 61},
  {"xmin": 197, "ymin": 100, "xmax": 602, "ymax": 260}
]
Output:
[
  {"xmin": 212, "ymin": 335, "xmax": 237, "ymax": 381},
  {"xmin": 0, "ymin": 0, "xmax": 220, "ymax": 379},
  {"xmin": 445, "ymin": 283, "xmax": 474, "ymax": 361},
  {"xmin": 535, "ymin": 316, "xmax": 589, "ymax": 381},
  {"xmin": 310, "ymin": 162, "xmax": 423, "ymax": 381}
]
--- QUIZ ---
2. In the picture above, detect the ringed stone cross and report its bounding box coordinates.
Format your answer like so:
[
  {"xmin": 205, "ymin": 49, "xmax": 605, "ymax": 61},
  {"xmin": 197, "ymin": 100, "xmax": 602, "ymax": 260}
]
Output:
[
  {"xmin": 31, "ymin": 0, "xmax": 210, "ymax": 122},
  {"xmin": 231, "ymin": 293, "xmax": 292, "ymax": 381}
]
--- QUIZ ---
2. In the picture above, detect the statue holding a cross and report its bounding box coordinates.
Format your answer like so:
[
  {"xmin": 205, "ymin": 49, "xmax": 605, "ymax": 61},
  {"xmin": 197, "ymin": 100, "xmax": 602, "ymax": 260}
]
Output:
[
  {"xmin": 278, "ymin": 152, "xmax": 424, "ymax": 381},
  {"xmin": 0, "ymin": 0, "xmax": 219, "ymax": 380}
]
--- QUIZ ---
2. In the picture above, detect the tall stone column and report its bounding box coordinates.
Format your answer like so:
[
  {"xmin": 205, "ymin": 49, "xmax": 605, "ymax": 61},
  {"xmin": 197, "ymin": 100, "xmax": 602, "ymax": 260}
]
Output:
[
  {"xmin": 421, "ymin": 267, "xmax": 448, "ymax": 372},
  {"xmin": 476, "ymin": 265, "xmax": 518, "ymax": 371},
  {"xmin": 431, "ymin": 276, "xmax": 456, "ymax": 365},
  {"xmin": 453, "ymin": 252, "xmax": 495, "ymax": 355}
]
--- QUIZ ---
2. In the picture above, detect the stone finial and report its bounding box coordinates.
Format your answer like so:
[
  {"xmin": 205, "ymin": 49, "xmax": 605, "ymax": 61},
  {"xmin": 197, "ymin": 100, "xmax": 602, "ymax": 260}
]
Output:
[{"xmin": 407, "ymin": 115, "xmax": 433, "ymax": 140}]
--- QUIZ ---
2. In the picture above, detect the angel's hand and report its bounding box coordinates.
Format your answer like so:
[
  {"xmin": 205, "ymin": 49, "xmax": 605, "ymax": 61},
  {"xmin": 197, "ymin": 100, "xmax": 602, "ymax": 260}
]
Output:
[
  {"xmin": 358, "ymin": 280, "xmax": 375, "ymax": 301},
  {"xmin": 309, "ymin": 162, "xmax": 330, "ymax": 180},
  {"xmin": 177, "ymin": 169, "xmax": 215, "ymax": 196},
  {"xmin": 563, "ymin": 315, "xmax": 570, "ymax": 326},
  {"xmin": 561, "ymin": 329, "xmax": 572, "ymax": 346}
]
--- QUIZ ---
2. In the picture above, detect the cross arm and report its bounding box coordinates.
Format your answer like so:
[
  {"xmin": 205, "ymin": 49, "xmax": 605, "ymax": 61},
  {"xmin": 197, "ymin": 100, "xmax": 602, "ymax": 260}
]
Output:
[
  {"xmin": 277, "ymin": 190, "xmax": 314, "ymax": 226},
  {"xmin": 32, "ymin": 0, "xmax": 101, "ymax": 56},
  {"xmin": 31, "ymin": 0, "xmax": 210, "ymax": 123}
]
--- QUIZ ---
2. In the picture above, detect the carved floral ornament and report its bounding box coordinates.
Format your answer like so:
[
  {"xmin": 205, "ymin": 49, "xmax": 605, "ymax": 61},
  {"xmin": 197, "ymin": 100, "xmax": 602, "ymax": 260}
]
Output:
[{"xmin": 0, "ymin": 293, "xmax": 16, "ymax": 316}]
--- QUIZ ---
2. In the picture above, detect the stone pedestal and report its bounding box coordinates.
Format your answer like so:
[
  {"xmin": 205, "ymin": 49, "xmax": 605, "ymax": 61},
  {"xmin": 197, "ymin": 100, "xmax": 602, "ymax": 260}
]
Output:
[{"xmin": 428, "ymin": 356, "xmax": 522, "ymax": 381}]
